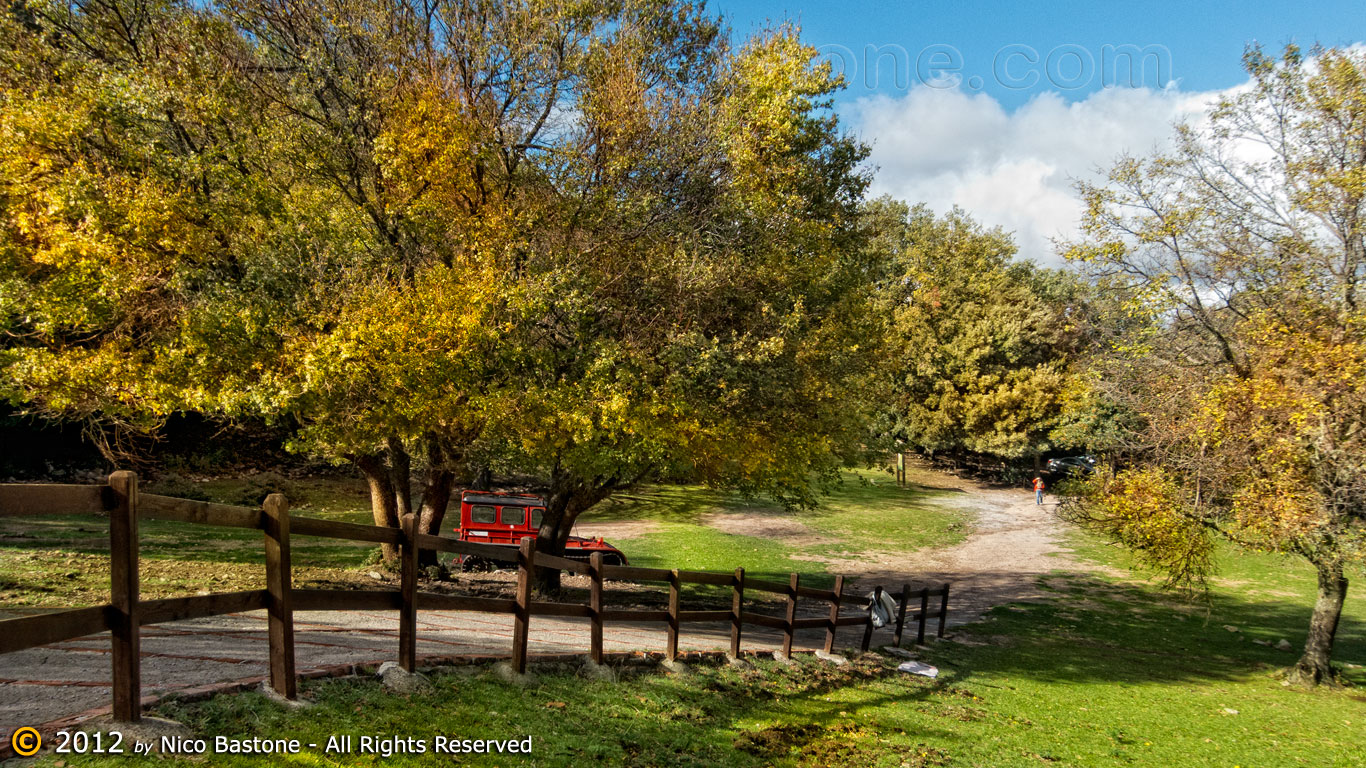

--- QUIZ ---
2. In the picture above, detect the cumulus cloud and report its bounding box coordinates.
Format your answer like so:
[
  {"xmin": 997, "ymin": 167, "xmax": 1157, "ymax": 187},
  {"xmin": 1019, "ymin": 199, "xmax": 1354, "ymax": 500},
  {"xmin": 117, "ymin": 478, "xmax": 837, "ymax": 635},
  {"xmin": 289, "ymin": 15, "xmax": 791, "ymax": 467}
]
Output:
[{"xmin": 850, "ymin": 84, "xmax": 1227, "ymax": 264}]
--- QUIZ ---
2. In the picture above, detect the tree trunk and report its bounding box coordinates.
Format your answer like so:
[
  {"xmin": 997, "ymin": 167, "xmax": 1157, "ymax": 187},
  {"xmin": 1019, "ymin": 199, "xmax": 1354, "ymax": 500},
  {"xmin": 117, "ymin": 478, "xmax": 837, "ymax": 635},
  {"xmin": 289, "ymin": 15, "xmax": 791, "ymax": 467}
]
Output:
[
  {"xmin": 532, "ymin": 475, "xmax": 616, "ymax": 595},
  {"xmin": 1290, "ymin": 559, "xmax": 1348, "ymax": 686},
  {"xmin": 416, "ymin": 469, "xmax": 455, "ymax": 567},
  {"xmin": 353, "ymin": 453, "xmax": 401, "ymax": 562},
  {"xmin": 387, "ymin": 436, "xmax": 413, "ymax": 521}
]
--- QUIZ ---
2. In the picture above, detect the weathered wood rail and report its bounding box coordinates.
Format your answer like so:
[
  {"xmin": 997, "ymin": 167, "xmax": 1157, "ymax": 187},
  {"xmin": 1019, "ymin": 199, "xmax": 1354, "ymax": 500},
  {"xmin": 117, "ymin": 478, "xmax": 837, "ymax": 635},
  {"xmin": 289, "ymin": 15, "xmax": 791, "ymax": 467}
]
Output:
[{"xmin": 0, "ymin": 473, "xmax": 950, "ymax": 722}]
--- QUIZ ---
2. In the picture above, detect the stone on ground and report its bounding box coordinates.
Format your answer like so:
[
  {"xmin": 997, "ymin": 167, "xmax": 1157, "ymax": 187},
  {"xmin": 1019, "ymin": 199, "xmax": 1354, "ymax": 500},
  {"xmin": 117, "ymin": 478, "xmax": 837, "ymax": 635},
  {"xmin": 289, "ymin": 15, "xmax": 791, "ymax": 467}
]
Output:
[
  {"xmin": 378, "ymin": 661, "xmax": 434, "ymax": 696},
  {"xmin": 492, "ymin": 662, "xmax": 538, "ymax": 686},
  {"xmin": 257, "ymin": 680, "xmax": 313, "ymax": 709},
  {"xmin": 814, "ymin": 650, "xmax": 848, "ymax": 666},
  {"xmin": 579, "ymin": 658, "xmax": 617, "ymax": 682}
]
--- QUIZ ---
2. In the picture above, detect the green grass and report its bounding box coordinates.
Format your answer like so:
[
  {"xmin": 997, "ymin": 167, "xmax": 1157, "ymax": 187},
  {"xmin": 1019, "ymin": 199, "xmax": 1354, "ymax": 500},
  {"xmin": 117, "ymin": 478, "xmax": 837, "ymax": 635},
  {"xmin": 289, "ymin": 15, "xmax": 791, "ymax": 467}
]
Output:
[
  {"xmin": 625, "ymin": 522, "xmax": 833, "ymax": 586},
  {"xmin": 585, "ymin": 469, "xmax": 965, "ymax": 569},
  {"xmin": 38, "ymin": 575, "xmax": 1366, "ymax": 768},
  {"xmin": 0, "ymin": 475, "xmax": 382, "ymax": 608}
]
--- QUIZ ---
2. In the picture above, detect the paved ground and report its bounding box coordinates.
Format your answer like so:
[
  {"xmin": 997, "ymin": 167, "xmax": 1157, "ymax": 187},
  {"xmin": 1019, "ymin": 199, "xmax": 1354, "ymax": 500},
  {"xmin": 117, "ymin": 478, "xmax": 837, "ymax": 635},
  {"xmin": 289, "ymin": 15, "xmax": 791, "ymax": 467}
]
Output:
[
  {"xmin": 1, "ymin": 609, "xmax": 887, "ymax": 729},
  {"xmin": 2, "ymin": 466, "xmax": 1086, "ymax": 731}
]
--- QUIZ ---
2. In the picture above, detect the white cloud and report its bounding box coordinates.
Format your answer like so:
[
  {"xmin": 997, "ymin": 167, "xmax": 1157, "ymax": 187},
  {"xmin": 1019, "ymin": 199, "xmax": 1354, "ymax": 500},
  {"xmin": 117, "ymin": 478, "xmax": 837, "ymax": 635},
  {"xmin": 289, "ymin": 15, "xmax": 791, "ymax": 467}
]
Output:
[{"xmin": 850, "ymin": 84, "xmax": 1226, "ymax": 265}]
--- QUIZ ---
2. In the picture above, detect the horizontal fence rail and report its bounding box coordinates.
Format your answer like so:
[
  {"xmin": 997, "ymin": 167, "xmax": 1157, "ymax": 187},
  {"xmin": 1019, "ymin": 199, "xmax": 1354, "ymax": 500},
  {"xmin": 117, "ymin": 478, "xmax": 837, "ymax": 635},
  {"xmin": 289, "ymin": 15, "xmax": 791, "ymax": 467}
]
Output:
[{"xmin": 0, "ymin": 473, "xmax": 951, "ymax": 726}]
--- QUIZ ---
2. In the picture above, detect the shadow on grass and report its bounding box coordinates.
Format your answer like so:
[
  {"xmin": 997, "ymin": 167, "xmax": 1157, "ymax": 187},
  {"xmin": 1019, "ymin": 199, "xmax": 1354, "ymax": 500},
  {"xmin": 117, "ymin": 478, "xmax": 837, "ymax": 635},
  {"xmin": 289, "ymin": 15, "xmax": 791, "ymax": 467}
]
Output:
[
  {"xmin": 155, "ymin": 656, "xmax": 955, "ymax": 768},
  {"xmin": 585, "ymin": 471, "xmax": 945, "ymax": 525},
  {"xmin": 940, "ymin": 572, "xmax": 1366, "ymax": 688}
]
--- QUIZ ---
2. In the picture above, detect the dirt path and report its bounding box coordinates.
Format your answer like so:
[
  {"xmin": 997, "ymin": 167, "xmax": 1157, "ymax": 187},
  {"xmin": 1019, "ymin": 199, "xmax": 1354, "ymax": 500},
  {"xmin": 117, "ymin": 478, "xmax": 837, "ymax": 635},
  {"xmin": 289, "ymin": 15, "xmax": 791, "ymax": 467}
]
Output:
[{"xmin": 834, "ymin": 465, "xmax": 1099, "ymax": 626}]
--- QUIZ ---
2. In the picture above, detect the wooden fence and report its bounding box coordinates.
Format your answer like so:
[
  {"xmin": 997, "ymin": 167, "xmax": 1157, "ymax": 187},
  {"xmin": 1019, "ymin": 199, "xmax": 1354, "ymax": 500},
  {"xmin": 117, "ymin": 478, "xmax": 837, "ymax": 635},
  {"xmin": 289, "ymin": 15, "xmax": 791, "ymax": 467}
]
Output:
[{"xmin": 0, "ymin": 472, "xmax": 950, "ymax": 722}]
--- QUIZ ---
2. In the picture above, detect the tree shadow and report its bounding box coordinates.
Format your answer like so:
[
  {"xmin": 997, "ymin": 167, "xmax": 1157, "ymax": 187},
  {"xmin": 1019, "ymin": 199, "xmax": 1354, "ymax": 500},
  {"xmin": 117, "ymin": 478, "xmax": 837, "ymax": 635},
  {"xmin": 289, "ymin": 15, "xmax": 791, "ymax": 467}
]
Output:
[{"xmin": 932, "ymin": 572, "xmax": 1366, "ymax": 688}]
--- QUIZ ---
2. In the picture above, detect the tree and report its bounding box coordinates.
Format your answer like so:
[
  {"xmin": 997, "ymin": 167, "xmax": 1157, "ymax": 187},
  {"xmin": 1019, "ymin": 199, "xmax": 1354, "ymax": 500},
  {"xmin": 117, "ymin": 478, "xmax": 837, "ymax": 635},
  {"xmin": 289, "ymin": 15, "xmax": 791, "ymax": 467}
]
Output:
[
  {"xmin": 2, "ymin": 1, "xmax": 886, "ymax": 583},
  {"xmin": 1065, "ymin": 45, "xmax": 1366, "ymax": 685},
  {"xmin": 472, "ymin": 25, "xmax": 885, "ymax": 590},
  {"xmin": 871, "ymin": 199, "xmax": 1084, "ymax": 463}
]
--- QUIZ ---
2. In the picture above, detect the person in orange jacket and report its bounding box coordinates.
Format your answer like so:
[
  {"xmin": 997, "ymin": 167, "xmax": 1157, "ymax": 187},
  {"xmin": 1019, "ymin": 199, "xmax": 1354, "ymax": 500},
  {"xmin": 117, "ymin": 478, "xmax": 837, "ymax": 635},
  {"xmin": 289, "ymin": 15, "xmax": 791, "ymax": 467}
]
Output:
[{"xmin": 1033, "ymin": 476, "xmax": 1045, "ymax": 505}]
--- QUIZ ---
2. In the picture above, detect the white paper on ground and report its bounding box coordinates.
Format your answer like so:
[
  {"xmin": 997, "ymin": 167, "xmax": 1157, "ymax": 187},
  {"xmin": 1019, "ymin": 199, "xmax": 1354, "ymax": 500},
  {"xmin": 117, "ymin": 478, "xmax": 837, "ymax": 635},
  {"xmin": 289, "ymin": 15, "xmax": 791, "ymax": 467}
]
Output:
[{"xmin": 897, "ymin": 661, "xmax": 939, "ymax": 678}]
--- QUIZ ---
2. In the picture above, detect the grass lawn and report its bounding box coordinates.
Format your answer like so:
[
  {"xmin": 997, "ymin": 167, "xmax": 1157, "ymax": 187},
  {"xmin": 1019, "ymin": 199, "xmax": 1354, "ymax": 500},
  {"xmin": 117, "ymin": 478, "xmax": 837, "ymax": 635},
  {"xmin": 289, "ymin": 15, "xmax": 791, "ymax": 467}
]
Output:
[
  {"xmin": 0, "ymin": 476, "xmax": 379, "ymax": 608},
  {"xmin": 583, "ymin": 469, "xmax": 966, "ymax": 585}
]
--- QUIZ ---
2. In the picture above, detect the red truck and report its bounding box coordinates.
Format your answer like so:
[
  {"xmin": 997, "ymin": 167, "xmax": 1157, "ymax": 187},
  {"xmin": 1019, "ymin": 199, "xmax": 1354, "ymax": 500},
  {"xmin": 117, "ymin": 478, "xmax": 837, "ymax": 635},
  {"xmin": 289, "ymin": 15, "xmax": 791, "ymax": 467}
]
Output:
[{"xmin": 453, "ymin": 490, "xmax": 628, "ymax": 569}]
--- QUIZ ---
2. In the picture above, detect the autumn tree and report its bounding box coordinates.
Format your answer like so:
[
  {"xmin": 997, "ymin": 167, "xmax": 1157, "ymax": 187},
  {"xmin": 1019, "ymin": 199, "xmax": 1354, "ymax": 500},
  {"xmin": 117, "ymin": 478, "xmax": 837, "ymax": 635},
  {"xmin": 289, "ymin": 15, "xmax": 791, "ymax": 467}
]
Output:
[
  {"xmin": 468, "ymin": 25, "xmax": 884, "ymax": 589},
  {"xmin": 0, "ymin": 0, "xmax": 273, "ymax": 458},
  {"xmin": 871, "ymin": 199, "xmax": 1085, "ymax": 464},
  {"xmin": 2, "ymin": 0, "xmax": 886, "ymax": 581},
  {"xmin": 1066, "ymin": 45, "xmax": 1366, "ymax": 685}
]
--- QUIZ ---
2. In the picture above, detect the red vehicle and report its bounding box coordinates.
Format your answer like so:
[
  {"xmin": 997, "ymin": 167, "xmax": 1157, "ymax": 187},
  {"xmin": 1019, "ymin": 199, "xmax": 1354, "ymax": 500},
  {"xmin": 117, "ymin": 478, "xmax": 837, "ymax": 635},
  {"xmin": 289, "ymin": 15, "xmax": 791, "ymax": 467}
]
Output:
[{"xmin": 453, "ymin": 490, "xmax": 628, "ymax": 569}]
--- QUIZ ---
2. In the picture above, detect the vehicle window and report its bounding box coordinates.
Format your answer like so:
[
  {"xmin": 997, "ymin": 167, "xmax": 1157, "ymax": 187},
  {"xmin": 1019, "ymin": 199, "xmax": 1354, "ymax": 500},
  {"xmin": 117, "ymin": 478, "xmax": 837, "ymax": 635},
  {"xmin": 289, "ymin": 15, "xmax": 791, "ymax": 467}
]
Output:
[
  {"xmin": 530, "ymin": 508, "xmax": 543, "ymax": 528},
  {"xmin": 500, "ymin": 507, "xmax": 526, "ymax": 526},
  {"xmin": 469, "ymin": 505, "xmax": 497, "ymax": 524}
]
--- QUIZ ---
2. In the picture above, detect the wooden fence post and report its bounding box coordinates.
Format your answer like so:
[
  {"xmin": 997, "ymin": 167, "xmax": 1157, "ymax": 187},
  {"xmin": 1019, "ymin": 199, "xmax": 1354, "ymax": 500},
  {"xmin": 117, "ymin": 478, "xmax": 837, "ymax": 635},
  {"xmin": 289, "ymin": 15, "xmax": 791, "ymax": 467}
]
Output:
[
  {"xmin": 917, "ymin": 586, "xmax": 930, "ymax": 645},
  {"xmin": 589, "ymin": 552, "xmax": 605, "ymax": 665},
  {"xmin": 729, "ymin": 567, "xmax": 744, "ymax": 659},
  {"xmin": 782, "ymin": 573, "xmax": 799, "ymax": 658},
  {"xmin": 263, "ymin": 493, "xmax": 296, "ymax": 699},
  {"xmin": 666, "ymin": 569, "xmax": 681, "ymax": 661},
  {"xmin": 893, "ymin": 583, "xmax": 910, "ymax": 648},
  {"xmin": 108, "ymin": 470, "xmax": 140, "ymax": 723},
  {"xmin": 897, "ymin": 452, "xmax": 906, "ymax": 486},
  {"xmin": 938, "ymin": 583, "xmax": 951, "ymax": 638},
  {"xmin": 861, "ymin": 585, "xmax": 882, "ymax": 652},
  {"xmin": 398, "ymin": 513, "xmax": 418, "ymax": 672},
  {"xmin": 512, "ymin": 537, "xmax": 535, "ymax": 673},
  {"xmin": 823, "ymin": 575, "xmax": 844, "ymax": 654}
]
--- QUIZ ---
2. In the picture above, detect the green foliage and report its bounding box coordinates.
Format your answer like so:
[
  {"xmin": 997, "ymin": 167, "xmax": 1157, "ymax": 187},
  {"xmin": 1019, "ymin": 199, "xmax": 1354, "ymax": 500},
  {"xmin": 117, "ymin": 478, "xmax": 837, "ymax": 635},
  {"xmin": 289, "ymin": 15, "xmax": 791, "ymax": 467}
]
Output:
[{"xmin": 870, "ymin": 199, "xmax": 1084, "ymax": 459}]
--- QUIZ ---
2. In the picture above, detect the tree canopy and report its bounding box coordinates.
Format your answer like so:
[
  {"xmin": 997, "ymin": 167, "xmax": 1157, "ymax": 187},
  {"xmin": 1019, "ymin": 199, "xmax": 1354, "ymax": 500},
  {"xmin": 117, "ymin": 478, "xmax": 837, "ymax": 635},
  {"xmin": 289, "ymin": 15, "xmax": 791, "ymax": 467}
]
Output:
[
  {"xmin": 870, "ymin": 199, "xmax": 1085, "ymax": 463},
  {"xmin": 1, "ymin": 0, "xmax": 886, "ymax": 581}
]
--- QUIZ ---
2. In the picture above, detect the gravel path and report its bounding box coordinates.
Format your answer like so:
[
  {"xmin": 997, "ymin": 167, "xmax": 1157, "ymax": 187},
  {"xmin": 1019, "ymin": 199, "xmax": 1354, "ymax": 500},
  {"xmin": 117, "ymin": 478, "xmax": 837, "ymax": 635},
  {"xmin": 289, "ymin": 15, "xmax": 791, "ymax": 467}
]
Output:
[
  {"xmin": 840, "ymin": 469, "xmax": 1096, "ymax": 626},
  {"xmin": 1, "ymin": 465, "xmax": 1088, "ymax": 731}
]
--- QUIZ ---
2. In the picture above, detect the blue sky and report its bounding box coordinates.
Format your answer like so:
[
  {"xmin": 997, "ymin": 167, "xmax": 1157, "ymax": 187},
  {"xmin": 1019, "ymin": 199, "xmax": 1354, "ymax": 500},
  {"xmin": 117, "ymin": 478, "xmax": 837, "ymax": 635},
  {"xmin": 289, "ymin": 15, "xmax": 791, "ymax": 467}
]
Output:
[
  {"xmin": 708, "ymin": 2, "xmax": 1366, "ymax": 263},
  {"xmin": 714, "ymin": 0, "xmax": 1366, "ymax": 109}
]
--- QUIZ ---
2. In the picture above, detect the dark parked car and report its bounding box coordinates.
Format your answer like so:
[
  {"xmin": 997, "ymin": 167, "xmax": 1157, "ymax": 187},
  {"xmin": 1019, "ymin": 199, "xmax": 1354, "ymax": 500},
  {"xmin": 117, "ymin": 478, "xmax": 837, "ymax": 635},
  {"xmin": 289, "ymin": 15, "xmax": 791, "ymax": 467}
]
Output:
[{"xmin": 1045, "ymin": 455, "xmax": 1097, "ymax": 476}]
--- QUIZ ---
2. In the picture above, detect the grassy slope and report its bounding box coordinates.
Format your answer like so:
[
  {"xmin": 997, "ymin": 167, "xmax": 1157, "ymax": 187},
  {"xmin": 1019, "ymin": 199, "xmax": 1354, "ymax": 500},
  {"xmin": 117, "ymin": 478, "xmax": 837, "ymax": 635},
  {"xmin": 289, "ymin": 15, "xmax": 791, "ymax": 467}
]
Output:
[{"xmin": 40, "ymin": 584, "xmax": 1366, "ymax": 768}]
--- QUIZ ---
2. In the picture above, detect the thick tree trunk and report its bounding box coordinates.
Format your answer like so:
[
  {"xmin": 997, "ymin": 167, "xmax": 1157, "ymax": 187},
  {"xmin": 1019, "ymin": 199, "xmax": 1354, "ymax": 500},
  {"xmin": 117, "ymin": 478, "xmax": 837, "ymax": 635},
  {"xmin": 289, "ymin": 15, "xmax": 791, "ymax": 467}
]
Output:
[
  {"xmin": 532, "ymin": 522, "xmax": 574, "ymax": 595},
  {"xmin": 387, "ymin": 436, "xmax": 413, "ymax": 521},
  {"xmin": 352, "ymin": 453, "xmax": 402, "ymax": 562},
  {"xmin": 533, "ymin": 475, "xmax": 616, "ymax": 595},
  {"xmin": 1290, "ymin": 560, "xmax": 1348, "ymax": 686},
  {"xmin": 416, "ymin": 469, "xmax": 455, "ymax": 567}
]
